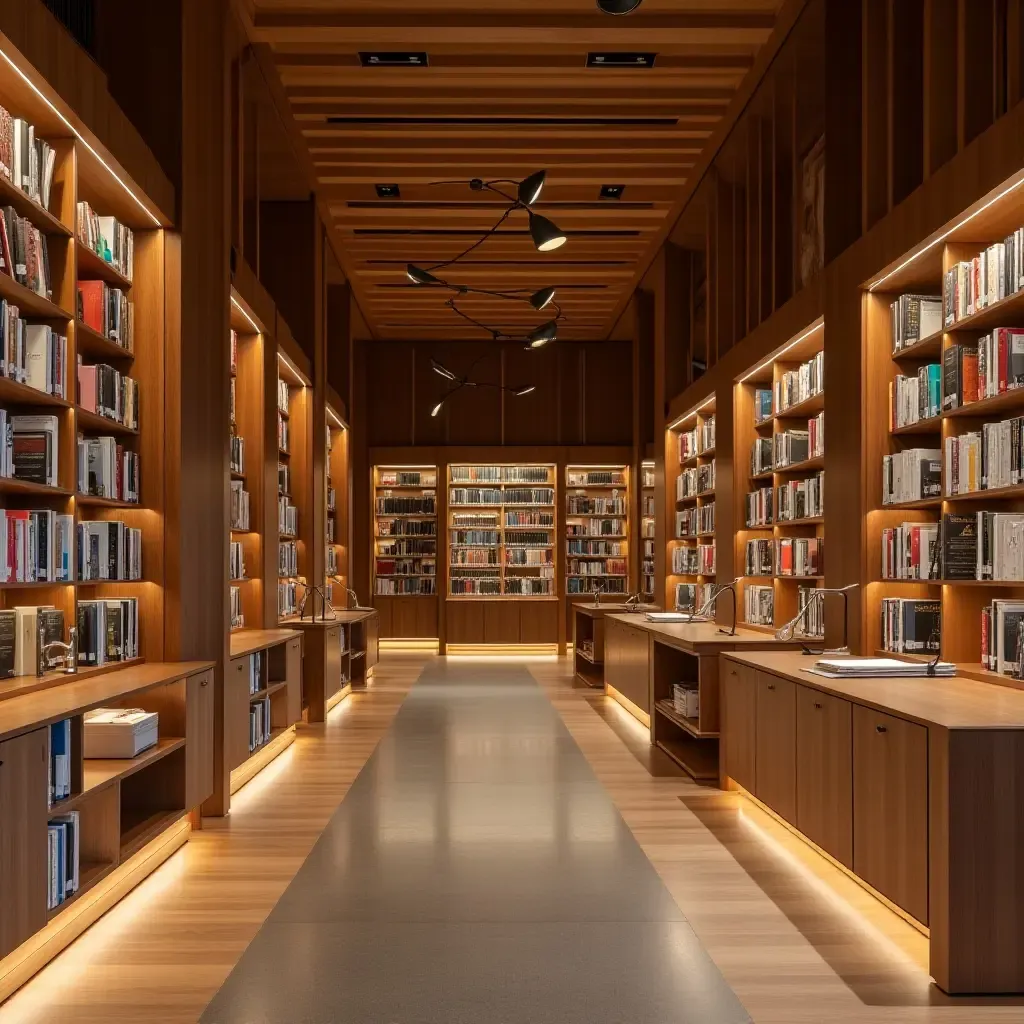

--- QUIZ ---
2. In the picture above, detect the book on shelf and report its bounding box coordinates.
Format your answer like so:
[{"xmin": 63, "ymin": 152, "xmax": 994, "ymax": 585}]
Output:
[
  {"xmin": 377, "ymin": 556, "xmax": 435, "ymax": 574},
  {"xmin": 943, "ymin": 233, "xmax": 1024, "ymax": 326},
  {"xmin": 507, "ymin": 577, "xmax": 555, "ymax": 596},
  {"xmin": 277, "ymin": 415, "xmax": 289, "ymax": 453},
  {"xmin": 504, "ymin": 487, "xmax": 553, "ymax": 505},
  {"xmin": 797, "ymin": 586, "xmax": 825, "ymax": 639},
  {"xmin": 76, "ymin": 202, "xmax": 133, "ymax": 281},
  {"xmin": 676, "ymin": 507, "xmax": 697, "ymax": 539},
  {"xmin": 278, "ymin": 496, "xmax": 297, "ymax": 536},
  {"xmin": 566, "ymin": 558, "xmax": 626, "ymax": 575},
  {"xmin": 326, "ymin": 546, "xmax": 338, "ymax": 574},
  {"xmin": 699, "ymin": 542, "xmax": 715, "ymax": 574},
  {"xmin": 775, "ymin": 351, "xmax": 823, "ymax": 411},
  {"xmin": 774, "ymin": 430, "xmax": 810, "ymax": 468},
  {"xmin": 78, "ymin": 436, "xmax": 139, "ymax": 503},
  {"xmin": 77, "ymin": 520, "xmax": 142, "ymax": 581},
  {"xmin": 278, "ymin": 580, "xmax": 299, "ymax": 617},
  {"xmin": 881, "ymin": 598, "xmax": 941, "ymax": 654},
  {"xmin": 1, "ymin": 305, "xmax": 66, "ymax": 396},
  {"xmin": 566, "ymin": 537, "xmax": 623, "ymax": 557},
  {"xmin": 882, "ymin": 449, "xmax": 941, "ymax": 504},
  {"xmin": 278, "ymin": 462, "xmax": 289, "ymax": 495},
  {"xmin": 230, "ymin": 434, "xmax": 244, "ymax": 476},
  {"xmin": 47, "ymin": 718, "xmax": 71, "ymax": 805},
  {"xmin": 746, "ymin": 486, "xmax": 773, "ymax": 527},
  {"xmin": 77, "ymin": 362, "xmax": 139, "ymax": 429},
  {"xmin": 754, "ymin": 388, "xmax": 773, "ymax": 422},
  {"xmin": 250, "ymin": 696, "xmax": 271, "ymax": 753},
  {"xmin": 675, "ymin": 583, "xmax": 712, "ymax": 613},
  {"xmin": 942, "ymin": 513, "xmax": 978, "ymax": 580},
  {"xmin": 642, "ymin": 466, "xmax": 655, "ymax": 488},
  {"xmin": 699, "ymin": 416, "xmax": 716, "ymax": 452},
  {"xmin": 677, "ymin": 467, "xmax": 698, "ymax": 499},
  {"xmin": 380, "ymin": 535, "xmax": 438, "ymax": 554},
  {"xmin": 229, "ymin": 330, "xmax": 237, "ymax": 374},
  {"xmin": 277, "ymin": 379, "xmax": 290, "ymax": 415},
  {"xmin": 229, "ymin": 377, "xmax": 235, "ymax": 427},
  {"xmin": 12, "ymin": 413, "xmax": 58, "ymax": 487},
  {"xmin": 0, "ymin": 609, "xmax": 14, "ymax": 677},
  {"xmin": 379, "ymin": 493, "xmax": 438, "ymax": 514},
  {"xmin": 78, "ymin": 280, "xmax": 133, "ymax": 351},
  {"xmin": 566, "ymin": 576, "xmax": 621, "ymax": 595},
  {"xmin": 881, "ymin": 522, "xmax": 939, "ymax": 580},
  {"xmin": 777, "ymin": 472, "xmax": 824, "ymax": 520},
  {"xmin": 379, "ymin": 469, "xmax": 437, "ymax": 487},
  {"xmin": 946, "ymin": 415, "xmax": 1024, "ymax": 495},
  {"xmin": 0, "ymin": 207, "xmax": 53, "ymax": 298},
  {"xmin": 76, "ymin": 597, "xmax": 139, "ymax": 665},
  {"xmin": 230, "ymin": 585, "xmax": 244, "ymax": 629},
  {"xmin": 745, "ymin": 584, "xmax": 774, "ymax": 626},
  {"xmin": 776, "ymin": 537, "xmax": 822, "ymax": 576},
  {"xmin": 229, "ymin": 540, "xmax": 245, "ymax": 581},
  {"xmin": 230, "ymin": 480, "xmax": 250, "ymax": 531},
  {"xmin": 890, "ymin": 294, "xmax": 942, "ymax": 351},
  {"xmin": 567, "ymin": 494, "xmax": 625, "ymax": 515},
  {"xmin": 246, "ymin": 651, "xmax": 266, "ymax": 695},
  {"xmin": 750, "ymin": 437, "xmax": 773, "ymax": 475},
  {"xmin": 567, "ymin": 469, "xmax": 625, "ymax": 487},
  {"xmin": 377, "ymin": 576, "xmax": 436, "ymax": 596},
  {"xmin": 47, "ymin": 810, "xmax": 80, "ymax": 912},
  {"xmin": 890, "ymin": 365, "xmax": 941, "ymax": 428},
  {"xmin": 0, "ymin": 108, "xmax": 56, "ymax": 210},
  {"xmin": 982, "ymin": 599, "xmax": 1024, "ymax": 675},
  {"xmin": 697, "ymin": 461, "xmax": 715, "ymax": 493},
  {"xmin": 677, "ymin": 427, "xmax": 698, "ymax": 462},
  {"xmin": 940, "ymin": 510, "xmax": 1024, "ymax": 581},
  {"xmin": 0, "ymin": 511, "xmax": 73, "ymax": 582},
  {"xmin": 745, "ymin": 538, "xmax": 774, "ymax": 576}
]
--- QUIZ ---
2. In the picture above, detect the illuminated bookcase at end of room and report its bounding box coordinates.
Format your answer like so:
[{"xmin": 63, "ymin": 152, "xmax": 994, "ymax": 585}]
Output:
[
  {"xmin": 565, "ymin": 464, "xmax": 629, "ymax": 599},
  {"xmin": 372, "ymin": 465, "xmax": 438, "ymax": 599},
  {"xmin": 640, "ymin": 460, "xmax": 655, "ymax": 600},
  {"xmin": 448, "ymin": 463, "xmax": 556, "ymax": 599},
  {"xmin": 865, "ymin": 166, "xmax": 1024, "ymax": 689},
  {"xmin": 733, "ymin": 319, "xmax": 825, "ymax": 636},
  {"xmin": 325, "ymin": 401, "xmax": 349, "ymax": 609},
  {"xmin": 666, "ymin": 398, "xmax": 716, "ymax": 613}
]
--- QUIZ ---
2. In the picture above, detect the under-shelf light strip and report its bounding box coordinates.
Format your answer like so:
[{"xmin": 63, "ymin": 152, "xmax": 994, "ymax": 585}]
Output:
[
  {"xmin": 278, "ymin": 351, "xmax": 309, "ymax": 388},
  {"xmin": 230, "ymin": 296, "xmax": 260, "ymax": 334},
  {"xmin": 327, "ymin": 406, "xmax": 346, "ymax": 430},
  {"xmin": 668, "ymin": 394, "xmax": 716, "ymax": 431},
  {"xmin": 0, "ymin": 45, "xmax": 161, "ymax": 227},
  {"xmin": 868, "ymin": 172, "xmax": 1024, "ymax": 292},
  {"xmin": 738, "ymin": 322, "xmax": 824, "ymax": 384}
]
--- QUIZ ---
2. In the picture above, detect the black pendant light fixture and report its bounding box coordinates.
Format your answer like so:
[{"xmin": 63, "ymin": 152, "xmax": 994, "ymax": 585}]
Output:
[
  {"xmin": 530, "ymin": 286, "xmax": 556, "ymax": 311},
  {"xmin": 528, "ymin": 212, "xmax": 568, "ymax": 253},
  {"xmin": 429, "ymin": 357, "xmax": 538, "ymax": 417},
  {"xmin": 597, "ymin": 0, "xmax": 644, "ymax": 13}
]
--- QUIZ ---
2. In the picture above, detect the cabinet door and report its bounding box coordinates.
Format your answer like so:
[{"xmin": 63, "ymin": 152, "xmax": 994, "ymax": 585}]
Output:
[
  {"xmin": 225, "ymin": 656, "xmax": 252, "ymax": 771},
  {"xmin": 325, "ymin": 627, "xmax": 342, "ymax": 701},
  {"xmin": 364, "ymin": 613, "xmax": 379, "ymax": 669},
  {"xmin": 796, "ymin": 685, "xmax": 853, "ymax": 867},
  {"xmin": 852, "ymin": 705, "xmax": 929, "ymax": 924},
  {"xmin": 721, "ymin": 660, "xmax": 757, "ymax": 792},
  {"xmin": 286, "ymin": 636, "xmax": 302, "ymax": 723},
  {"xmin": 0, "ymin": 728, "xmax": 48, "ymax": 958},
  {"xmin": 185, "ymin": 670, "xmax": 215, "ymax": 809},
  {"xmin": 755, "ymin": 672, "xmax": 797, "ymax": 824}
]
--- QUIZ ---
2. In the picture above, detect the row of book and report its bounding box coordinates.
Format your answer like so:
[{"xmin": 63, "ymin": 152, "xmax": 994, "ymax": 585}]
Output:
[
  {"xmin": 379, "ymin": 470, "xmax": 436, "ymax": 487},
  {"xmin": 279, "ymin": 581, "xmax": 298, "ymax": 617},
  {"xmin": 229, "ymin": 541, "xmax": 245, "ymax": 581},
  {"xmin": 672, "ymin": 542, "xmax": 715, "ymax": 576},
  {"xmin": 78, "ymin": 436, "xmax": 139, "ymax": 503},
  {"xmin": 754, "ymin": 388, "xmax": 774, "ymax": 423},
  {"xmin": 77, "ymin": 521, "xmax": 142, "ymax": 581},
  {"xmin": 280, "ymin": 540, "xmax": 298, "ymax": 578},
  {"xmin": 568, "ymin": 539, "xmax": 624, "ymax": 556},
  {"xmin": 78, "ymin": 280, "xmax": 133, "ymax": 351},
  {"xmin": 943, "ymin": 233, "xmax": 1024, "ymax": 326},
  {"xmin": 948, "ymin": 415, "xmax": 1024, "ymax": 494},
  {"xmin": 675, "ymin": 583, "xmax": 713, "ymax": 613},
  {"xmin": 775, "ymin": 351, "xmax": 823, "ymax": 412},
  {"xmin": 880, "ymin": 598, "xmax": 940, "ymax": 654},
  {"xmin": 880, "ymin": 522, "xmax": 939, "ymax": 580},
  {"xmin": 230, "ymin": 480, "xmax": 249, "ymax": 531},
  {"xmin": 882, "ymin": 448, "xmax": 941, "ymax": 505},
  {"xmin": 890, "ymin": 293, "xmax": 942, "ymax": 352},
  {"xmin": 778, "ymin": 473, "xmax": 824, "ymax": 520},
  {"xmin": 504, "ymin": 488, "xmax": 555, "ymax": 505},
  {"xmin": 376, "ymin": 496, "xmax": 435, "ymax": 515},
  {"xmin": 449, "ymin": 530, "xmax": 499, "ymax": 546},
  {"xmin": 0, "ymin": 206, "xmax": 52, "ymax": 299},
  {"xmin": 745, "ymin": 585, "xmax": 774, "ymax": 626},
  {"xmin": 677, "ymin": 461, "xmax": 716, "ymax": 499},
  {"xmin": 277, "ymin": 415, "xmax": 289, "ymax": 453},
  {"xmin": 677, "ymin": 416, "xmax": 716, "ymax": 461},
  {"xmin": 279, "ymin": 497, "xmax": 297, "ymax": 537},
  {"xmin": 567, "ymin": 496, "xmax": 625, "ymax": 515},
  {"xmin": 504, "ymin": 510, "xmax": 552, "ymax": 527},
  {"xmin": 78, "ymin": 362, "xmax": 139, "ymax": 430},
  {"xmin": 378, "ymin": 519, "xmax": 437, "ymax": 538},
  {"xmin": 277, "ymin": 379, "xmax": 290, "ymax": 415},
  {"xmin": 379, "ymin": 538, "xmax": 437, "ymax": 554},
  {"xmin": 567, "ymin": 576, "xmax": 624, "ymax": 595},
  {"xmin": 249, "ymin": 696, "xmax": 272, "ymax": 754},
  {"xmin": 77, "ymin": 598, "xmax": 139, "ymax": 666},
  {"xmin": 376, "ymin": 577, "xmax": 436, "ymax": 595},
  {"xmin": 677, "ymin": 502, "xmax": 715, "ymax": 538},
  {"xmin": 326, "ymin": 546, "xmax": 337, "ymax": 575},
  {"xmin": 449, "ymin": 488, "xmax": 500, "ymax": 505},
  {"xmin": 1, "ymin": 302, "xmax": 67, "ymax": 396},
  {"xmin": 230, "ymin": 585, "xmax": 244, "ymax": 629},
  {"xmin": 507, "ymin": 531, "xmax": 552, "ymax": 547},
  {"xmin": 567, "ymin": 559, "xmax": 626, "ymax": 576},
  {"xmin": 230, "ymin": 434, "xmax": 244, "ymax": 475},
  {"xmin": 450, "ymin": 466, "xmax": 550, "ymax": 483},
  {"xmin": 450, "ymin": 548, "xmax": 496, "ymax": 565},
  {"xmin": 567, "ymin": 470, "xmax": 624, "ymax": 486},
  {"xmin": 0, "ymin": 509, "xmax": 72, "ymax": 582},
  {"xmin": 77, "ymin": 202, "xmax": 133, "ymax": 281},
  {"xmin": 47, "ymin": 810, "xmax": 80, "ymax": 912},
  {"xmin": 506, "ymin": 549, "xmax": 552, "ymax": 566},
  {"xmin": 943, "ymin": 332, "xmax": 1024, "ymax": 411},
  {"xmin": 744, "ymin": 537, "xmax": 823, "ymax": 577},
  {"xmin": 890, "ymin": 364, "xmax": 941, "ymax": 429},
  {"xmin": 245, "ymin": 651, "xmax": 266, "ymax": 696},
  {"xmin": 509, "ymin": 577, "xmax": 557, "ymax": 595},
  {"xmin": 566, "ymin": 518, "xmax": 625, "ymax": 537},
  {"xmin": 449, "ymin": 577, "xmax": 501, "ymax": 596},
  {"xmin": 796, "ymin": 586, "xmax": 826, "ymax": 639},
  {"xmin": 0, "ymin": 108, "xmax": 56, "ymax": 210}
]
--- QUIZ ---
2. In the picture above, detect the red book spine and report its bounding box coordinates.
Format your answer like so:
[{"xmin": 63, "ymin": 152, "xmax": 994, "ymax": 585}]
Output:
[
  {"xmin": 981, "ymin": 606, "xmax": 990, "ymax": 670},
  {"xmin": 910, "ymin": 526, "xmax": 920, "ymax": 578}
]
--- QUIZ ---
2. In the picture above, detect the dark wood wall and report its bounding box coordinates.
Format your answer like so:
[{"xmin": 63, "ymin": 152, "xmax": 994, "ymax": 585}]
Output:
[{"xmin": 359, "ymin": 339, "xmax": 634, "ymax": 449}]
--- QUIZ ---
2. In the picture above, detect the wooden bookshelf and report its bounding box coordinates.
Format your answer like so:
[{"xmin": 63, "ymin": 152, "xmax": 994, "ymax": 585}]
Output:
[
  {"xmin": 564, "ymin": 464, "xmax": 630, "ymax": 597},
  {"xmin": 640, "ymin": 460, "xmax": 655, "ymax": 600},
  {"xmin": 666, "ymin": 398, "xmax": 717, "ymax": 612},
  {"xmin": 733, "ymin": 319, "xmax": 825, "ymax": 636}
]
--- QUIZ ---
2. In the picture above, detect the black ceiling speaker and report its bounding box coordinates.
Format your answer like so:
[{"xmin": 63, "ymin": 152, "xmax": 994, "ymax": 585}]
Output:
[{"xmin": 597, "ymin": 0, "xmax": 643, "ymax": 13}]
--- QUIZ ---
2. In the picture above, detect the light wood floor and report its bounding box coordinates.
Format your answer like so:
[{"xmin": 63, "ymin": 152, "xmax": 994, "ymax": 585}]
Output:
[{"xmin": 3, "ymin": 653, "xmax": 1024, "ymax": 1023}]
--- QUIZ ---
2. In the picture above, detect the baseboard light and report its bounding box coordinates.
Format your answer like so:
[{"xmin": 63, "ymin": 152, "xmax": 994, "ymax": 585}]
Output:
[
  {"xmin": 605, "ymin": 684, "xmax": 651, "ymax": 727},
  {"xmin": 229, "ymin": 725, "xmax": 297, "ymax": 795}
]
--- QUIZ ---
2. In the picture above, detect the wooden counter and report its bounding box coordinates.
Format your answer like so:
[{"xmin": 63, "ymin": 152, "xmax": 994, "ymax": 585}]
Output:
[
  {"xmin": 571, "ymin": 603, "xmax": 651, "ymax": 689},
  {"xmin": 601, "ymin": 614, "xmax": 800, "ymax": 780},
  {"xmin": 721, "ymin": 650, "xmax": 1024, "ymax": 995},
  {"xmin": 230, "ymin": 628, "xmax": 302, "ymax": 661}
]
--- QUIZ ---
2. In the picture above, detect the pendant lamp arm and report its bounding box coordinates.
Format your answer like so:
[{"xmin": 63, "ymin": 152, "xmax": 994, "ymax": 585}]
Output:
[{"xmin": 427, "ymin": 205, "xmax": 515, "ymax": 273}]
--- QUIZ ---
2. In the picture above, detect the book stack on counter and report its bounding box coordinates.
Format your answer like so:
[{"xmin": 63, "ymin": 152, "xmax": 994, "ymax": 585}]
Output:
[
  {"xmin": 943, "ymin": 233, "xmax": 1024, "ymax": 326},
  {"xmin": 777, "ymin": 472, "xmax": 824, "ymax": 520},
  {"xmin": 230, "ymin": 434, "xmax": 244, "ymax": 475},
  {"xmin": 891, "ymin": 294, "xmax": 943, "ymax": 351},
  {"xmin": 745, "ymin": 585, "xmax": 774, "ymax": 626},
  {"xmin": 750, "ymin": 437, "xmax": 773, "ymax": 475},
  {"xmin": 746, "ymin": 486, "xmax": 773, "ymax": 526},
  {"xmin": 77, "ymin": 363, "xmax": 139, "ymax": 429},
  {"xmin": 0, "ymin": 108, "xmax": 56, "ymax": 208},
  {"xmin": 77, "ymin": 521, "xmax": 142, "ymax": 581},
  {"xmin": 78, "ymin": 436, "xmax": 139, "ymax": 503},
  {"xmin": 744, "ymin": 538, "xmax": 774, "ymax": 576},
  {"xmin": 697, "ymin": 461, "xmax": 715, "ymax": 493},
  {"xmin": 229, "ymin": 540, "xmax": 245, "ymax": 581},
  {"xmin": 774, "ymin": 430, "xmax": 810, "ymax": 468},
  {"xmin": 797, "ymin": 586, "xmax": 825, "ymax": 638},
  {"xmin": 881, "ymin": 522, "xmax": 940, "ymax": 579},
  {"xmin": 249, "ymin": 696, "xmax": 271, "ymax": 754},
  {"xmin": 678, "ymin": 427, "xmax": 698, "ymax": 461},
  {"xmin": 1, "ymin": 304, "xmax": 66, "ymax": 396},
  {"xmin": 677, "ymin": 467, "xmax": 698, "ymax": 499},
  {"xmin": 698, "ymin": 542, "xmax": 715, "ymax": 575},
  {"xmin": 78, "ymin": 281, "xmax": 132, "ymax": 351},
  {"xmin": 776, "ymin": 537, "xmax": 822, "ymax": 577},
  {"xmin": 230, "ymin": 586, "xmax": 244, "ymax": 629},
  {"xmin": 882, "ymin": 448, "xmax": 941, "ymax": 504},
  {"xmin": 10, "ymin": 413, "xmax": 58, "ymax": 487},
  {"xmin": 943, "ymin": 331, "xmax": 1024, "ymax": 412},
  {"xmin": 880, "ymin": 598, "xmax": 942, "ymax": 654},
  {"xmin": 775, "ymin": 351, "xmax": 823, "ymax": 411},
  {"xmin": 77, "ymin": 598, "xmax": 138, "ymax": 666},
  {"xmin": 943, "ymin": 511, "xmax": 1024, "ymax": 581},
  {"xmin": 699, "ymin": 415, "xmax": 716, "ymax": 452},
  {"xmin": 279, "ymin": 581, "xmax": 299, "ymax": 617},
  {"xmin": 675, "ymin": 583, "xmax": 712, "ymax": 613},
  {"xmin": 278, "ymin": 495, "xmax": 297, "ymax": 537},
  {"xmin": 231, "ymin": 479, "xmax": 249, "ymax": 530},
  {"xmin": 672, "ymin": 545, "xmax": 698, "ymax": 575},
  {"xmin": 0, "ymin": 207, "xmax": 53, "ymax": 299},
  {"xmin": 0, "ymin": 511, "xmax": 73, "ymax": 582},
  {"xmin": 76, "ymin": 202, "xmax": 133, "ymax": 281},
  {"xmin": 754, "ymin": 388, "xmax": 773, "ymax": 422},
  {"xmin": 890, "ymin": 364, "xmax": 942, "ymax": 428}
]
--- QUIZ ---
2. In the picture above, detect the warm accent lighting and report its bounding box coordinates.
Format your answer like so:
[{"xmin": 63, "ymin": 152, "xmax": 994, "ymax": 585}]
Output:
[
  {"xmin": 527, "ymin": 320, "xmax": 558, "ymax": 348},
  {"xmin": 530, "ymin": 286, "xmax": 556, "ymax": 310},
  {"xmin": 230, "ymin": 295, "xmax": 261, "ymax": 333},
  {"xmin": 431, "ymin": 358, "xmax": 458, "ymax": 380},
  {"xmin": 514, "ymin": 385, "xmax": 536, "ymax": 396},
  {"xmin": 407, "ymin": 263, "xmax": 444, "ymax": 286},
  {"xmin": 431, "ymin": 400, "xmax": 445, "ymax": 417},
  {"xmin": 519, "ymin": 169, "xmax": 547, "ymax": 206},
  {"xmin": 529, "ymin": 211, "xmax": 567, "ymax": 252},
  {"xmin": 737, "ymin": 320, "xmax": 824, "ymax": 384}
]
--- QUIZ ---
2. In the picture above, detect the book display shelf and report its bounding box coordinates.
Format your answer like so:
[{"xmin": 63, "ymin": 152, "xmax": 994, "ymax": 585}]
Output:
[
  {"xmin": 276, "ymin": 341, "xmax": 311, "ymax": 622},
  {"xmin": 448, "ymin": 463, "xmax": 556, "ymax": 598},
  {"xmin": 733, "ymin": 319, "xmax": 825, "ymax": 636},
  {"xmin": 864, "ymin": 168, "xmax": 1024, "ymax": 688},
  {"xmin": 641, "ymin": 460, "xmax": 655, "ymax": 600},
  {"xmin": 666, "ymin": 399, "xmax": 716, "ymax": 612},
  {"xmin": 325, "ymin": 400, "xmax": 349, "ymax": 609},
  {"xmin": 564, "ymin": 465, "xmax": 630, "ymax": 598}
]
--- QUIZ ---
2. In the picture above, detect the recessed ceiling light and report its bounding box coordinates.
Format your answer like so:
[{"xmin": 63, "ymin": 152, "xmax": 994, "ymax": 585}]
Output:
[
  {"xmin": 586, "ymin": 52, "xmax": 656, "ymax": 68},
  {"xmin": 359, "ymin": 52, "xmax": 428, "ymax": 67},
  {"xmin": 376, "ymin": 184, "xmax": 400, "ymax": 198},
  {"xmin": 600, "ymin": 185, "xmax": 625, "ymax": 200},
  {"xmin": 597, "ymin": 0, "xmax": 644, "ymax": 11}
]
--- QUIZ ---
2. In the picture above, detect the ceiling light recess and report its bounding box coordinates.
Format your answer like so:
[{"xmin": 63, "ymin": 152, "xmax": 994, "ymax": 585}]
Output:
[
  {"xmin": 359, "ymin": 52, "xmax": 427, "ymax": 67},
  {"xmin": 600, "ymin": 184, "xmax": 625, "ymax": 200},
  {"xmin": 597, "ymin": 0, "xmax": 644, "ymax": 12},
  {"xmin": 376, "ymin": 184, "xmax": 400, "ymax": 198},
  {"xmin": 586, "ymin": 52, "xmax": 656, "ymax": 68}
]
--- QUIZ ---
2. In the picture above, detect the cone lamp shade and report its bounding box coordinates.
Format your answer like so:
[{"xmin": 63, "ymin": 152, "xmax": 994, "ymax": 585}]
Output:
[
  {"xmin": 529, "ymin": 212, "xmax": 567, "ymax": 252},
  {"xmin": 518, "ymin": 170, "xmax": 547, "ymax": 206}
]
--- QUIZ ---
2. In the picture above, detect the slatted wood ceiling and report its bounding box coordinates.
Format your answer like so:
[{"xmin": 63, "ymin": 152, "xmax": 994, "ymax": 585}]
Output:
[{"xmin": 249, "ymin": 1, "xmax": 783, "ymax": 341}]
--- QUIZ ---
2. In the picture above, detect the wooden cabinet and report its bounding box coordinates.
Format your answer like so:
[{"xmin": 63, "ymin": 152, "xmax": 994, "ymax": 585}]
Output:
[
  {"xmin": 796, "ymin": 685, "xmax": 853, "ymax": 867},
  {"xmin": 604, "ymin": 617, "xmax": 650, "ymax": 714},
  {"xmin": 286, "ymin": 635, "xmax": 302, "ymax": 723},
  {"xmin": 324, "ymin": 626, "xmax": 343, "ymax": 701},
  {"xmin": 754, "ymin": 672, "xmax": 797, "ymax": 824},
  {"xmin": 0, "ymin": 728, "xmax": 48, "ymax": 959},
  {"xmin": 853, "ymin": 705, "xmax": 929, "ymax": 924},
  {"xmin": 225, "ymin": 656, "xmax": 252, "ymax": 772},
  {"xmin": 185, "ymin": 670, "xmax": 215, "ymax": 808},
  {"xmin": 721, "ymin": 660, "xmax": 757, "ymax": 791}
]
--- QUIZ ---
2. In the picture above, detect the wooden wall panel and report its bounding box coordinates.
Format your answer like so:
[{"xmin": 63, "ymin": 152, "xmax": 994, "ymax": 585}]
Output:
[
  {"xmin": 367, "ymin": 343, "xmax": 414, "ymax": 445},
  {"xmin": 558, "ymin": 346, "xmax": 584, "ymax": 446},
  {"xmin": 889, "ymin": 0, "xmax": 925, "ymax": 208},
  {"xmin": 583, "ymin": 343, "xmax": 633, "ymax": 445},
  {"xmin": 443, "ymin": 348, "xmax": 503, "ymax": 446},
  {"xmin": 259, "ymin": 200, "xmax": 317, "ymax": 362},
  {"xmin": 504, "ymin": 345, "xmax": 560, "ymax": 446},
  {"xmin": 924, "ymin": 0, "xmax": 959, "ymax": 177},
  {"xmin": 326, "ymin": 282, "xmax": 351, "ymax": 412}
]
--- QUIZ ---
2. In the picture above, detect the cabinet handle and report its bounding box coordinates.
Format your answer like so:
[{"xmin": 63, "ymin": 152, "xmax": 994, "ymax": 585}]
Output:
[
  {"xmin": 876, "ymin": 724, "xmax": 887, "ymax": 734},
  {"xmin": 814, "ymin": 702, "xmax": 822, "ymax": 710},
  {"xmin": 767, "ymin": 683, "xmax": 776, "ymax": 691},
  {"xmin": 201, "ymin": 678, "xmax": 209, "ymax": 687}
]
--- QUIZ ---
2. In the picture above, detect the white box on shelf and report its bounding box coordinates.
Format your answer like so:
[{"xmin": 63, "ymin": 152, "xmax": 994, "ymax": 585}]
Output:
[
  {"xmin": 672, "ymin": 684, "xmax": 699, "ymax": 719},
  {"xmin": 83, "ymin": 708, "xmax": 159, "ymax": 758}
]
